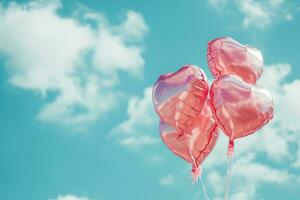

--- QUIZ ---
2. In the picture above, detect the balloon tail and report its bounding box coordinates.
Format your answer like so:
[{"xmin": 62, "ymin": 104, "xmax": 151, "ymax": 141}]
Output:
[
  {"xmin": 224, "ymin": 140, "xmax": 234, "ymax": 200},
  {"xmin": 227, "ymin": 140, "xmax": 234, "ymax": 157},
  {"xmin": 191, "ymin": 165, "xmax": 201, "ymax": 184},
  {"xmin": 200, "ymin": 176, "xmax": 210, "ymax": 200}
]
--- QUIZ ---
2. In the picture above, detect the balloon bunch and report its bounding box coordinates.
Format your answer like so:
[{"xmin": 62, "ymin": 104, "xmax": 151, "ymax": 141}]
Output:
[{"xmin": 152, "ymin": 37, "xmax": 274, "ymax": 195}]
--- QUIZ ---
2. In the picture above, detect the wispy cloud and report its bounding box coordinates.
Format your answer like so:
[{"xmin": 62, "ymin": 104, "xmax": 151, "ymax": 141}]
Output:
[
  {"xmin": 208, "ymin": 0, "xmax": 294, "ymax": 28},
  {"xmin": 120, "ymin": 135, "xmax": 158, "ymax": 149},
  {"xmin": 110, "ymin": 87, "xmax": 159, "ymax": 149},
  {"xmin": 160, "ymin": 174, "xmax": 175, "ymax": 186},
  {"xmin": 0, "ymin": 1, "xmax": 148, "ymax": 129},
  {"xmin": 208, "ymin": 153, "xmax": 293, "ymax": 200},
  {"xmin": 49, "ymin": 194, "xmax": 91, "ymax": 200},
  {"xmin": 238, "ymin": 0, "xmax": 273, "ymax": 28}
]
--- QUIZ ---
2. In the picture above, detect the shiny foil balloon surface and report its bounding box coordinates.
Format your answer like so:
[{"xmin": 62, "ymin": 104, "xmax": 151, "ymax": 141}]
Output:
[
  {"xmin": 207, "ymin": 37, "xmax": 263, "ymax": 84},
  {"xmin": 153, "ymin": 65, "xmax": 209, "ymax": 133},
  {"xmin": 210, "ymin": 75, "xmax": 274, "ymax": 140},
  {"xmin": 160, "ymin": 102, "xmax": 219, "ymax": 169}
]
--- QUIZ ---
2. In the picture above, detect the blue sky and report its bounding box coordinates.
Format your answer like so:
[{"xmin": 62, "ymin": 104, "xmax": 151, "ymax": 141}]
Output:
[{"xmin": 0, "ymin": 0, "xmax": 300, "ymax": 200}]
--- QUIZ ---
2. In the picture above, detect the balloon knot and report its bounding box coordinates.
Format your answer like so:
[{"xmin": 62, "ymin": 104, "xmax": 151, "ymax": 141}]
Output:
[
  {"xmin": 227, "ymin": 140, "xmax": 234, "ymax": 158},
  {"xmin": 191, "ymin": 165, "xmax": 202, "ymax": 184}
]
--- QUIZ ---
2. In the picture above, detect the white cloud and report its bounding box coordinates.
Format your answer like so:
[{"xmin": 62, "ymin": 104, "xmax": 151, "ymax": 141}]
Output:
[
  {"xmin": 207, "ymin": 171, "xmax": 224, "ymax": 195},
  {"xmin": 293, "ymin": 148, "xmax": 300, "ymax": 168},
  {"xmin": 120, "ymin": 135, "xmax": 158, "ymax": 149},
  {"xmin": 229, "ymin": 153, "xmax": 292, "ymax": 200},
  {"xmin": 149, "ymin": 154, "xmax": 164, "ymax": 163},
  {"xmin": 260, "ymin": 126, "xmax": 290, "ymax": 162},
  {"xmin": 208, "ymin": 0, "xmax": 229, "ymax": 12},
  {"xmin": 208, "ymin": 0, "xmax": 293, "ymax": 28},
  {"xmin": 207, "ymin": 152, "xmax": 294, "ymax": 200},
  {"xmin": 111, "ymin": 87, "xmax": 159, "ymax": 148},
  {"xmin": 233, "ymin": 153, "xmax": 292, "ymax": 184},
  {"xmin": 285, "ymin": 13, "xmax": 293, "ymax": 20},
  {"xmin": 0, "ymin": 1, "xmax": 148, "ymax": 128},
  {"xmin": 237, "ymin": 0, "xmax": 272, "ymax": 28},
  {"xmin": 160, "ymin": 174, "xmax": 175, "ymax": 186},
  {"xmin": 92, "ymin": 28, "xmax": 145, "ymax": 77},
  {"xmin": 259, "ymin": 64, "xmax": 300, "ymax": 161},
  {"xmin": 0, "ymin": 1, "xmax": 93, "ymax": 93},
  {"xmin": 49, "ymin": 194, "xmax": 91, "ymax": 200},
  {"xmin": 118, "ymin": 10, "xmax": 149, "ymax": 41}
]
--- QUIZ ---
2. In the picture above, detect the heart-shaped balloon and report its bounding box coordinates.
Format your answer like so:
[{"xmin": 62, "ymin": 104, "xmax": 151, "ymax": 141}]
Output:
[
  {"xmin": 210, "ymin": 75, "xmax": 274, "ymax": 140},
  {"xmin": 160, "ymin": 101, "xmax": 219, "ymax": 175},
  {"xmin": 153, "ymin": 65, "xmax": 209, "ymax": 133},
  {"xmin": 207, "ymin": 37, "xmax": 263, "ymax": 84}
]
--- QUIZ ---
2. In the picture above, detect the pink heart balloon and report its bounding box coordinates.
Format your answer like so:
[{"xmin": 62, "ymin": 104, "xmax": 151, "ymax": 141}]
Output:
[
  {"xmin": 153, "ymin": 65, "xmax": 209, "ymax": 133},
  {"xmin": 210, "ymin": 75, "xmax": 274, "ymax": 141},
  {"xmin": 160, "ymin": 101, "xmax": 219, "ymax": 177},
  {"xmin": 207, "ymin": 37, "xmax": 263, "ymax": 84}
]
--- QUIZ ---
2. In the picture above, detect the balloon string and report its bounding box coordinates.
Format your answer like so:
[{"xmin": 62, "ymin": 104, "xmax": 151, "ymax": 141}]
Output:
[
  {"xmin": 191, "ymin": 166, "xmax": 210, "ymax": 200},
  {"xmin": 191, "ymin": 166, "xmax": 200, "ymax": 183},
  {"xmin": 224, "ymin": 140, "xmax": 234, "ymax": 200},
  {"xmin": 200, "ymin": 176, "xmax": 210, "ymax": 200}
]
